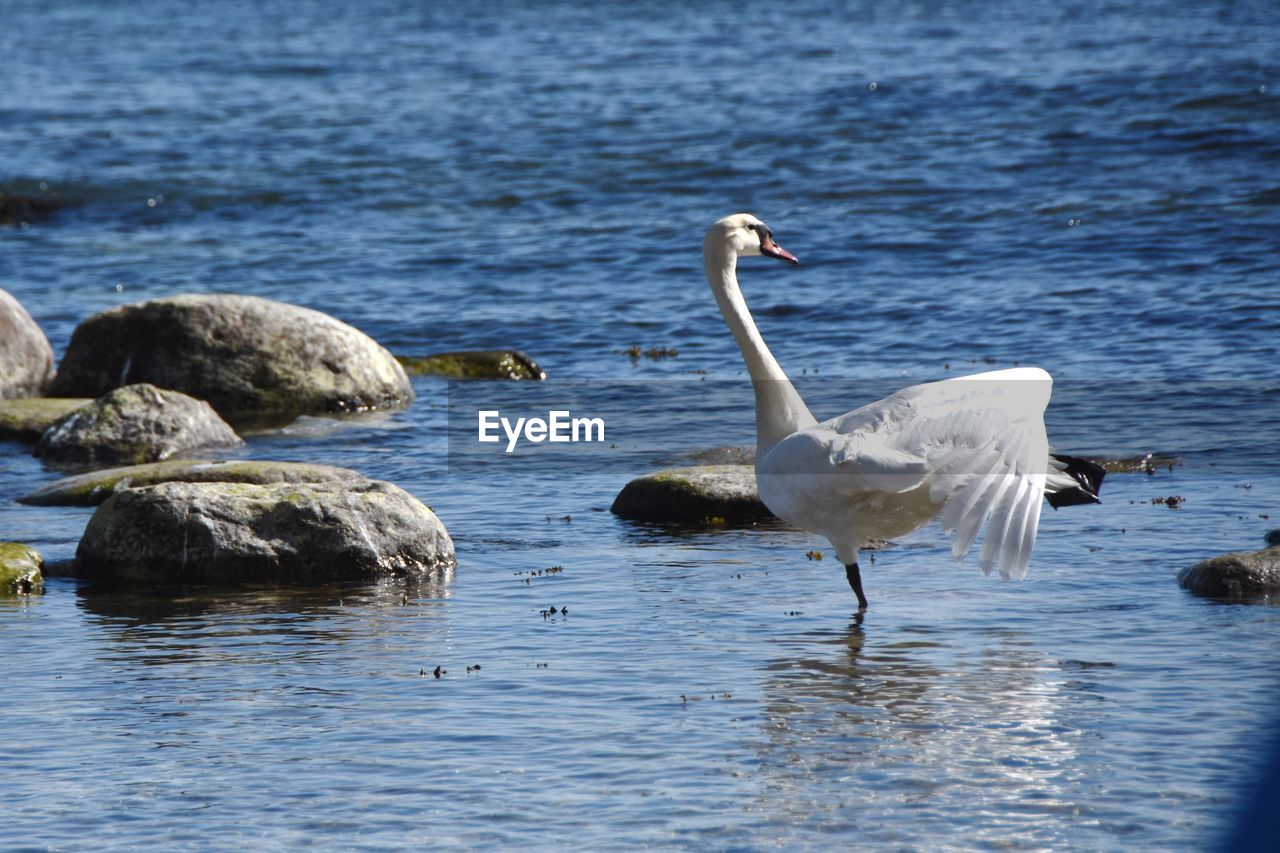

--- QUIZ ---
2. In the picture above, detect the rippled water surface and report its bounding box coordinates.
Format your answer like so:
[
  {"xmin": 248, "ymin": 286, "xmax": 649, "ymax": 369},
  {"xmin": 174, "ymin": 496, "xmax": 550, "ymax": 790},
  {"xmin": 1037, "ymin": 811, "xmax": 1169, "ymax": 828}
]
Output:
[{"xmin": 3, "ymin": 0, "xmax": 1279, "ymax": 848}]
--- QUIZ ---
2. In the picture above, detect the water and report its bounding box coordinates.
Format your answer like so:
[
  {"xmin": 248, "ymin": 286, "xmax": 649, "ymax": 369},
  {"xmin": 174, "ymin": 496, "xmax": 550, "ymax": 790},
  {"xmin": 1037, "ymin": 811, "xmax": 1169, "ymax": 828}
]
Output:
[{"xmin": 3, "ymin": 0, "xmax": 1279, "ymax": 848}]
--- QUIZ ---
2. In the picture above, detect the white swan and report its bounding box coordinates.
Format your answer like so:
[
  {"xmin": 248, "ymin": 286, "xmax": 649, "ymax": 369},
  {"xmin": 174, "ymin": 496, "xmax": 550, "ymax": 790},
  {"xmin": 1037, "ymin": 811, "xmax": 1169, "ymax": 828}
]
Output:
[{"xmin": 704, "ymin": 213, "xmax": 1103, "ymax": 608}]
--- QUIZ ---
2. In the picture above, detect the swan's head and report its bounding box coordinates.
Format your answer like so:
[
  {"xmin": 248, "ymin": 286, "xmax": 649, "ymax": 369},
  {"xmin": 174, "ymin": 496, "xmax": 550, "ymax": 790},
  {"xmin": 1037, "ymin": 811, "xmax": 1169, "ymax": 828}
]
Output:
[{"xmin": 706, "ymin": 213, "xmax": 798, "ymax": 265}]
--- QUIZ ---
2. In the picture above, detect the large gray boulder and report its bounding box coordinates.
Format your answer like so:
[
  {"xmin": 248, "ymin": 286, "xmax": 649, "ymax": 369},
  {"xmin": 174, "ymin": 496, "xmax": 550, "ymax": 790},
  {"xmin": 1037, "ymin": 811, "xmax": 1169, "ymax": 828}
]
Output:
[
  {"xmin": 36, "ymin": 384, "xmax": 241, "ymax": 470},
  {"xmin": 76, "ymin": 480, "xmax": 455, "ymax": 583},
  {"xmin": 48, "ymin": 294, "xmax": 412, "ymax": 419},
  {"xmin": 1178, "ymin": 546, "xmax": 1280, "ymax": 601},
  {"xmin": 0, "ymin": 289, "xmax": 55, "ymax": 399},
  {"xmin": 611, "ymin": 464, "xmax": 775, "ymax": 522},
  {"xmin": 20, "ymin": 458, "xmax": 362, "ymax": 506}
]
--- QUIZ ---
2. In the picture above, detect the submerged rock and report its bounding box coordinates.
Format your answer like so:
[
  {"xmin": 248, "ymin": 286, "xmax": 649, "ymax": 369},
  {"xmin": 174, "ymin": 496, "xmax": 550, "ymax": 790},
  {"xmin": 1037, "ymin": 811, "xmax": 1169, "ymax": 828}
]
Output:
[
  {"xmin": 397, "ymin": 350, "xmax": 546, "ymax": 381},
  {"xmin": 1086, "ymin": 453, "xmax": 1181, "ymax": 475},
  {"xmin": 0, "ymin": 193, "xmax": 66, "ymax": 226},
  {"xmin": 1178, "ymin": 546, "xmax": 1280, "ymax": 601},
  {"xmin": 36, "ymin": 384, "xmax": 241, "ymax": 470},
  {"xmin": 76, "ymin": 480, "xmax": 455, "ymax": 583},
  {"xmin": 48, "ymin": 293, "xmax": 412, "ymax": 419},
  {"xmin": 611, "ymin": 464, "xmax": 775, "ymax": 522},
  {"xmin": 683, "ymin": 445, "xmax": 756, "ymax": 466},
  {"xmin": 0, "ymin": 289, "xmax": 55, "ymax": 399},
  {"xmin": 0, "ymin": 397, "xmax": 91, "ymax": 443},
  {"xmin": 20, "ymin": 458, "xmax": 362, "ymax": 506},
  {"xmin": 0, "ymin": 542, "xmax": 43, "ymax": 595}
]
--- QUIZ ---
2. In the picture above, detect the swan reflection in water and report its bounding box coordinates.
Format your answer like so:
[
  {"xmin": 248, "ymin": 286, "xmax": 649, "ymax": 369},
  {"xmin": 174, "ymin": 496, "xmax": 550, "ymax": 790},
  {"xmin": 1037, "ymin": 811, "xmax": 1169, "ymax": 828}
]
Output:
[{"xmin": 748, "ymin": 619, "xmax": 1092, "ymax": 845}]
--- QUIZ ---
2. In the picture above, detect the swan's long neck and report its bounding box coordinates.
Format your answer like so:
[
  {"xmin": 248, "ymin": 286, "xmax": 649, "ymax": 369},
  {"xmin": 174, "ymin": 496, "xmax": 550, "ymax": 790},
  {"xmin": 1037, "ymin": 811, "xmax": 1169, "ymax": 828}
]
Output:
[{"xmin": 705, "ymin": 240, "xmax": 817, "ymax": 456}]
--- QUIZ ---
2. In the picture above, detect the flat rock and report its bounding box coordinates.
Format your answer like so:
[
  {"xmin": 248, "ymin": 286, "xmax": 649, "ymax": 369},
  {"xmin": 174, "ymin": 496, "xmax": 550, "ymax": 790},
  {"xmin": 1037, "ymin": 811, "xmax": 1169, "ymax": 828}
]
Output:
[
  {"xmin": 0, "ymin": 397, "xmax": 91, "ymax": 443},
  {"xmin": 36, "ymin": 384, "xmax": 242, "ymax": 470},
  {"xmin": 1086, "ymin": 453, "xmax": 1181, "ymax": 474},
  {"xmin": 397, "ymin": 350, "xmax": 546, "ymax": 381},
  {"xmin": 1178, "ymin": 545, "xmax": 1280, "ymax": 601},
  {"xmin": 0, "ymin": 542, "xmax": 43, "ymax": 595},
  {"xmin": 20, "ymin": 458, "xmax": 362, "ymax": 507},
  {"xmin": 0, "ymin": 289, "xmax": 55, "ymax": 399},
  {"xmin": 611, "ymin": 464, "xmax": 775, "ymax": 522},
  {"xmin": 48, "ymin": 293, "xmax": 412, "ymax": 419},
  {"xmin": 76, "ymin": 480, "xmax": 455, "ymax": 583}
]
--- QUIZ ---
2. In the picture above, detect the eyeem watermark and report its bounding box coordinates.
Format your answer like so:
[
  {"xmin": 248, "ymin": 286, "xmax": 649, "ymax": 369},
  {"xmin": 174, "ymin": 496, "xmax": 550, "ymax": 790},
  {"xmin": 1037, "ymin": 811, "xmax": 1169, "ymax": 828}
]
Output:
[{"xmin": 477, "ymin": 409, "xmax": 606, "ymax": 453}]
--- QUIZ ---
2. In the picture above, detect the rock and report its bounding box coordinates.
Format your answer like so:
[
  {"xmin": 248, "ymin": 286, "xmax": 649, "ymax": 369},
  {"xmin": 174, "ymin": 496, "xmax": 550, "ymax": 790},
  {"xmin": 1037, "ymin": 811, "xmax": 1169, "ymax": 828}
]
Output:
[
  {"xmin": 683, "ymin": 445, "xmax": 756, "ymax": 466},
  {"xmin": 0, "ymin": 397, "xmax": 92, "ymax": 443},
  {"xmin": 36, "ymin": 384, "xmax": 242, "ymax": 470},
  {"xmin": 20, "ymin": 458, "xmax": 363, "ymax": 507},
  {"xmin": 0, "ymin": 193, "xmax": 65, "ymax": 226},
  {"xmin": 1086, "ymin": 453, "xmax": 1180, "ymax": 474},
  {"xmin": 611, "ymin": 464, "xmax": 775, "ymax": 522},
  {"xmin": 1266, "ymin": 529, "xmax": 1280, "ymax": 547},
  {"xmin": 76, "ymin": 480, "xmax": 455, "ymax": 583},
  {"xmin": 0, "ymin": 289, "xmax": 56, "ymax": 399},
  {"xmin": 397, "ymin": 350, "xmax": 546, "ymax": 381},
  {"xmin": 48, "ymin": 293, "xmax": 412, "ymax": 420},
  {"xmin": 1178, "ymin": 546, "xmax": 1280, "ymax": 601},
  {"xmin": 0, "ymin": 542, "xmax": 43, "ymax": 595}
]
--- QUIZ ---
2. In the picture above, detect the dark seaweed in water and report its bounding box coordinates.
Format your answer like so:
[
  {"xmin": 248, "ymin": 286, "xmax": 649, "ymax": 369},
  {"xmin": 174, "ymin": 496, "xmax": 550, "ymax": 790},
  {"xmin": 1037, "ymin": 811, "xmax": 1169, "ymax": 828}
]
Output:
[{"xmin": 0, "ymin": 192, "xmax": 66, "ymax": 225}]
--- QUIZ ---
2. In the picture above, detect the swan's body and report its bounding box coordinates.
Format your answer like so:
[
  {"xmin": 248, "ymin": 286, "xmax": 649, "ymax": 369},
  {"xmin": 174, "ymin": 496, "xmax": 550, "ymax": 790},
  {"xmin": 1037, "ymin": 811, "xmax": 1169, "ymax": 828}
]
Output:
[{"xmin": 703, "ymin": 213, "xmax": 1102, "ymax": 607}]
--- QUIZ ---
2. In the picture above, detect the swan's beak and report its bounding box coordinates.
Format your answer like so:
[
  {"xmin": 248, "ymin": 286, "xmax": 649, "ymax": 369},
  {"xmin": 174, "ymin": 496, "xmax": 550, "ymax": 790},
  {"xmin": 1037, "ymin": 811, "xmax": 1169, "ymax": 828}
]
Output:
[{"xmin": 760, "ymin": 234, "xmax": 799, "ymax": 265}]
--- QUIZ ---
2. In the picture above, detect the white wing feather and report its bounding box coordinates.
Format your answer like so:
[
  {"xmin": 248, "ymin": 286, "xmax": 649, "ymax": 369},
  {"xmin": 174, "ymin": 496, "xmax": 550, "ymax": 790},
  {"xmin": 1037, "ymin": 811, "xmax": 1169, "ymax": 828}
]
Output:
[{"xmin": 825, "ymin": 368, "xmax": 1052, "ymax": 579}]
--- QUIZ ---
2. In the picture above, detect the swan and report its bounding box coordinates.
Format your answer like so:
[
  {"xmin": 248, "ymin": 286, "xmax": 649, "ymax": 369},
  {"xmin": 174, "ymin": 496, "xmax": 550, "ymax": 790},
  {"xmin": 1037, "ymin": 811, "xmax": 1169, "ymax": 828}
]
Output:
[{"xmin": 703, "ymin": 213, "xmax": 1103, "ymax": 609}]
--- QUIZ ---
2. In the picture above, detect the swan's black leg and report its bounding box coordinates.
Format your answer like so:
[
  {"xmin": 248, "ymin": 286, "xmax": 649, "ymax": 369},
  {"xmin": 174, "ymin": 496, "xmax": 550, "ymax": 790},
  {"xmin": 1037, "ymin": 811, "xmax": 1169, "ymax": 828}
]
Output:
[{"xmin": 844, "ymin": 562, "xmax": 869, "ymax": 610}]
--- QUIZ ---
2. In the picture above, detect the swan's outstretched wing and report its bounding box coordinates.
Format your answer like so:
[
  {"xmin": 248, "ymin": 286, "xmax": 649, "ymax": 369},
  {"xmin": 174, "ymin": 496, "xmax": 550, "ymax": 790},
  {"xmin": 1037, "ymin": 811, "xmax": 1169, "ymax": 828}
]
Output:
[{"xmin": 825, "ymin": 368, "xmax": 1054, "ymax": 579}]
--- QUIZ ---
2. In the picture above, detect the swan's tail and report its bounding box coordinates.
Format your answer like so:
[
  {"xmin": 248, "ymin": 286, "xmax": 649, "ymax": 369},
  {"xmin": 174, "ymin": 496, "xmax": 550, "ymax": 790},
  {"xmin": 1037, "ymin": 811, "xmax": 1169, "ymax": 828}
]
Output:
[{"xmin": 1045, "ymin": 454, "xmax": 1106, "ymax": 509}]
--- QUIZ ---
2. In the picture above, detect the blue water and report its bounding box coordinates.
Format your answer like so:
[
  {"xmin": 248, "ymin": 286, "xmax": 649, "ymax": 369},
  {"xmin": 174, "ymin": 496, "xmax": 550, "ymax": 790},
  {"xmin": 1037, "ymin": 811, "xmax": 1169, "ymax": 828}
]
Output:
[{"xmin": 3, "ymin": 0, "xmax": 1279, "ymax": 848}]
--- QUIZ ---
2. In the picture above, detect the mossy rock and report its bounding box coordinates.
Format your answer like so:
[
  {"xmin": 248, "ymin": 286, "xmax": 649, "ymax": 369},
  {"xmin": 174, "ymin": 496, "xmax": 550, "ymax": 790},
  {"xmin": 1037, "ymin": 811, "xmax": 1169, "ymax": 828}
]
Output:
[
  {"xmin": 20, "ymin": 458, "xmax": 364, "ymax": 507},
  {"xmin": 36, "ymin": 383, "xmax": 242, "ymax": 471},
  {"xmin": 48, "ymin": 293, "xmax": 412, "ymax": 420},
  {"xmin": 0, "ymin": 397, "xmax": 91, "ymax": 443},
  {"xmin": 611, "ymin": 464, "xmax": 775, "ymax": 523},
  {"xmin": 0, "ymin": 542, "xmax": 43, "ymax": 595},
  {"xmin": 76, "ymin": 480, "xmax": 455, "ymax": 583},
  {"xmin": 1178, "ymin": 546, "xmax": 1280, "ymax": 602},
  {"xmin": 397, "ymin": 350, "xmax": 546, "ymax": 381}
]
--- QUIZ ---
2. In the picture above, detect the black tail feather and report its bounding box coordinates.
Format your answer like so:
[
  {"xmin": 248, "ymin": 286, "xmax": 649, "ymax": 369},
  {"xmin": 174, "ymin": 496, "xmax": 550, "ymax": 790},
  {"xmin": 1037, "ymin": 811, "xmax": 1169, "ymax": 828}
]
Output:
[{"xmin": 1046, "ymin": 454, "xmax": 1106, "ymax": 509}]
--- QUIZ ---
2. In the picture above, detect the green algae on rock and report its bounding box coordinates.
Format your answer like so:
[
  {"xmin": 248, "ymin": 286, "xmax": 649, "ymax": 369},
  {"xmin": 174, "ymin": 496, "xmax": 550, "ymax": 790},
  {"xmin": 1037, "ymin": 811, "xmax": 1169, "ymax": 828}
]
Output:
[
  {"xmin": 0, "ymin": 397, "xmax": 92, "ymax": 443},
  {"xmin": 76, "ymin": 480, "xmax": 455, "ymax": 583},
  {"xmin": 36, "ymin": 383, "xmax": 242, "ymax": 470},
  {"xmin": 48, "ymin": 293, "xmax": 413, "ymax": 419},
  {"xmin": 0, "ymin": 542, "xmax": 43, "ymax": 595},
  {"xmin": 397, "ymin": 350, "xmax": 546, "ymax": 381},
  {"xmin": 1178, "ymin": 545, "xmax": 1280, "ymax": 602},
  {"xmin": 19, "ymin": 458, "xmax": 364, "ymax": 507},
  {"xmin": 611, "ymin": 464, "xmax": 775, "ymax": 523}
]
